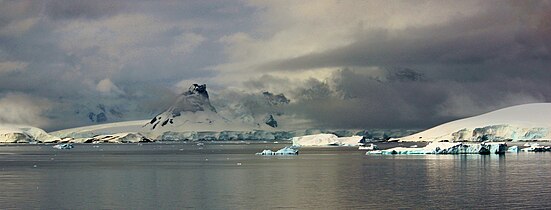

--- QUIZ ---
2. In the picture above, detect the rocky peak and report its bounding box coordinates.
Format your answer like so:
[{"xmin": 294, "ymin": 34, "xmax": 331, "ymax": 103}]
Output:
[{"xmin": 188, "ymin": 84, "xmax": 209, "ymax": 98}]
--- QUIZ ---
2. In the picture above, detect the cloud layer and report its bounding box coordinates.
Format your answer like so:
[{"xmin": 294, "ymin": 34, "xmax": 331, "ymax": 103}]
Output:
[{"xmin": 0, "ymin": 0, "xmax": 550, "ymax": 130}]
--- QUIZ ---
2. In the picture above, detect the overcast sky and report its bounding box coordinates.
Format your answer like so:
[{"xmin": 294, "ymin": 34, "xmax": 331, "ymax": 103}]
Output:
[{"xmin": 1, "ymin": 0, "xmax": 550, "ymax": 131}]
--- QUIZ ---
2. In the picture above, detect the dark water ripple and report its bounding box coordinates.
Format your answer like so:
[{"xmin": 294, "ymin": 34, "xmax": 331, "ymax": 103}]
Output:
[{"xmin": 0, "ymin": 143, "xmax": 550, "ymax": 209}]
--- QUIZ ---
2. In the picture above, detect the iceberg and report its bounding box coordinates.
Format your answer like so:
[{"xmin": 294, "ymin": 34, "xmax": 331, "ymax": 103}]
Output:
[
  {"xmin": 367, "ymin": 142, "xmax": 507, "ymax": 155},
  {"xmin": 521, "ymin": 144, "xmax": 551, "ymax": 152},
  {"xmin": 358, "ymin": 143, "xmax": 379, "ymax": 151},
  {"xmin": 292, "ymin": 134, "xmax": 363, "ymax": 147},
  {"xmin": 256, "ymin": 146, "xmax": 299, "ymax": 156},
  {"xmin": 507, "ymin": 146, "xmax": 519, "ymax": 153},
  {"xmin": 53, "ymin": 143, "xmax": 74, "ymax": 150}
]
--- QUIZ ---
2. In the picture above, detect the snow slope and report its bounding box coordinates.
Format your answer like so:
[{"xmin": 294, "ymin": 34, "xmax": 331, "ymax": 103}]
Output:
[
  {"xmin": 0, "ymin": 124, "xmax": 61, "ymax": 143},
  {"xmin": 398, "ymin": 103, "xmax": 551, "ymax": 142}
]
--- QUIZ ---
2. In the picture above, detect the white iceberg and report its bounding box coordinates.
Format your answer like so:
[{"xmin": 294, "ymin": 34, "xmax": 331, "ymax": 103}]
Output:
[
  {"xmin": 367, "ymin": 142, "xmax": 507, "ymax": 155},
  {"xmin": 256, "ymin": 146, "xmax": 299, "ymax": 156},
  {"xmin": 53, "ymin": 143, "xmax": 74, "ymax": 150},
  {"xmin": 521, "ymin": 144, "xmax": 551, "ymax": 152},
  {"xmin": 358, "ymin": 143, "xmax": 379, "ymax": 151},
  {"xmin": 292, "ymin": 134, "xmax": 363, "ymax": 147}
]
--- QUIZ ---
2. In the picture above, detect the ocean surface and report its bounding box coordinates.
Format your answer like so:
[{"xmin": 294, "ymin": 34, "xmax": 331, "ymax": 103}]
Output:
[{"xmin": 1, "ymin": 142, "xmax": 551, "ymax": 209}]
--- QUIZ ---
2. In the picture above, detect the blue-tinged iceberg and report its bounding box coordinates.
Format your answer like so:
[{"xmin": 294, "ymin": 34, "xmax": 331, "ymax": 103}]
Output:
[
  {"xmin": 52, "ymin": 143, "xmax": 74, "ymax": 150},
  {"xmin": 367, "ymin": 142, "xmax": 507, "ymax": 155},
  {"xmin": 256, "ymin": 146, "xmax": 299, "ymax": 156},
  {"xmin": 507, "ymin": 146, "xmax": 519, "ymax": 153}
]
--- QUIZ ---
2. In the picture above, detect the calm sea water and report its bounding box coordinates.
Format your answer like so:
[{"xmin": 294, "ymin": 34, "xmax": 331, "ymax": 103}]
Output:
[{"xmin": 1, "ymin": 142, "xmax": 551, "ymax": 209}]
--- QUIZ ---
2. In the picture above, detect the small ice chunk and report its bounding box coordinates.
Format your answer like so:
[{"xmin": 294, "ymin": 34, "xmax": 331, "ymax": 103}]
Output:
[
  {"xmin": 256, "ymin": 146, "xmax": 299, "ymax": 156},
  {"xmin": 507, "ymin": 146, "xmax": 519, "ymax": 153},
  {"xmin": 52, "ymin": 143, "xmax": 74, "ymax": 150},
  {"xmin": 359, "ymin": 143, "xmax": 379, "ymax": 151}
]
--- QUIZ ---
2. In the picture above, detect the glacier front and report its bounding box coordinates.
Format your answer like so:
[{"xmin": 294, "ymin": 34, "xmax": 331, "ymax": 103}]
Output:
[{"xmin": 367, "ymin": 142, "xmax": 507, "ymax": 155}]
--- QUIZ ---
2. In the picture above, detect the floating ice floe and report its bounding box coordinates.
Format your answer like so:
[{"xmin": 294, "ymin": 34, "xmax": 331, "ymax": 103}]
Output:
[
  {"xmin": 53, "ymin": 143, "xmax": 74, "ymax": 150},
  {"xmin": 521, "ymin": 144, "xmax": 551, "ymax": 152},
  {"xmin": 256, "ymin": 146, "xmax": 299, "ymax": 156},
  {"xmin": 358, "ymin": 143, "xmax": 379, "ymax": 151},
  {"xmin": 507, "ymin": 146, "xmax": 519, "ymax": 153},
  {"xmin": 292, "ymin": 134, "xmax": 363, "ymax": 147},
  {"xmin": 367, "ymin": 142, "xmax": 507, "ymax": 155}
]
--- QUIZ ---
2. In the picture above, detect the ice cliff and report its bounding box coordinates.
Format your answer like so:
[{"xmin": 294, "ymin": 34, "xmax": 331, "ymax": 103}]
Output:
[{"xmin": 368, "ymin": 142, "xmax": 507, "ymax": 155}]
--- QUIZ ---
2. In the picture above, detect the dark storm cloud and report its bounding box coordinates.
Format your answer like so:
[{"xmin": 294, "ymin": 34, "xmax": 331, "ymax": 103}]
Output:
[
  {"xmin": 261, "ymin": 2, "xmax": 551, "ymax": 71},
  {"xmin": 0, "ymin": 0, "xmax": 256, "ymax": 130},
  {"xmin": 243, "ymin": 1, "xmax": 551, "ymax": 129},
  {"xmin": 1, "ymin": 0, "xmax": 550, "ymax": 131},
  {"xmin": 284, "ymin": 68, "xmax": 551, "ymax": 129}
]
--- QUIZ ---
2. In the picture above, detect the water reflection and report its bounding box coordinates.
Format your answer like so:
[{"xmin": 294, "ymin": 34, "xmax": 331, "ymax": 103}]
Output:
[{"xmin": 1, "ymin": 145, "xmax": 551, "ymax": 209}]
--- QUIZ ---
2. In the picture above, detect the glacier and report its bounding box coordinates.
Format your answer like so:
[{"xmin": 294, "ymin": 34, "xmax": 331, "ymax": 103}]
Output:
[
  {"xmin": 73, "ymin": 132, "xmax": 152, "ymax": 144},
  {"xmin": 397, "ymin": 103, "xmax": 551, "ymax": 142},
  {"xmin": 0, "ymin": 124, "xmax": 61, "ymax": 143}
]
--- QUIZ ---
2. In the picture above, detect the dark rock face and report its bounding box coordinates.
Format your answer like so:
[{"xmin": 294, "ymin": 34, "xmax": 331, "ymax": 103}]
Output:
[
  {"xmin": 189, "ymin": 84, "xmax": 209, "ymax": 98},
  {"xmin": 262, "ymin": 91, "xmax": 290, "ymax": 106},
  {"xmin": 88, "ymin": 111, "xmax": 108, "ymax": 123},
  {"xmin": 88, "ymin": 112, "xmax": 96, "ymax": 122},
  {"xmin": 264, "ymin": 114, "xmax": 278, "ymax": 128},
  {"xmin": 96, "ymin": 112, "xmax": 107, "ymax": 122}
]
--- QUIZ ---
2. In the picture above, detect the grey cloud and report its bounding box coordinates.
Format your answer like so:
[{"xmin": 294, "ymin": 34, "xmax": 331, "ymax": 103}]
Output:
[
  {"xmin": 281, "ymin": 68, "xmax": 551, "ymax": 129},
  {"xmin": 45, "ymin": 0, "xmax": 125, "ymax": 20},
  {"xmin": 261, "ymin": 2, "xmax": 551, "ymax": 71},
  {"xmin": 0, "ymin": 92, "xmax": 52, "ymax": 127},
  {"xmin": 1, "ymin": 0, "xmax": 550, "ymax": 131},
  {"xmin": 0, "ymin": 1, "xmax": 256, "ymax": 130}
]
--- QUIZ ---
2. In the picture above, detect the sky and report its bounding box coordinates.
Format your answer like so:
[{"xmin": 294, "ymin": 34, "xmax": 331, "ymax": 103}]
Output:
[{"xmin": 0, "ymin": 0, "xmax": 550, "ymax": 131}]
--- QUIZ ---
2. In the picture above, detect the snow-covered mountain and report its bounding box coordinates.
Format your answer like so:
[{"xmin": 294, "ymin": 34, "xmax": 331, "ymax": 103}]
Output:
[
  {"xmin": 144, "ymin": 84, "xmax": 225, "ymax": 130},
  {"xmin": 397, "ymin": 103, "xmax": 551, "ymax": 142},
  {"xmin": 52, "ymin": 84, "xmax": 281, "ymax": 140},
  {"xmin": 0, "ymin": 124, "xmax": 61, "ymax": 143},
  {"xmin": 49, "ymin": 83, "xmax": 417, "ymax": 141}
]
